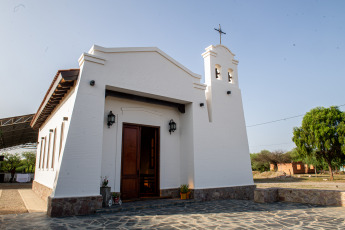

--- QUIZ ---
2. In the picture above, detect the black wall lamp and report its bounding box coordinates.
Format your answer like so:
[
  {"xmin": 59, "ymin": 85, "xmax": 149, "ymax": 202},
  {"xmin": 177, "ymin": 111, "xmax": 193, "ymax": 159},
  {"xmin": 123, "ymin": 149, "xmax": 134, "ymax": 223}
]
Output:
[
  {"xmin": 169, "ymin": 119, "xmax": 177, "ymax": 134},
  {"xmin": 227, "ymin": 91, "xmax": 231, "ymax": 95},
  {"xmin": 107, "ymin": 111, "xmax": 115, "ymax": 128},
  {"xmin": 90, "ymin": 80, "xmax": 95, "ymax": 86},
  {"xmin": 200, "ymin": 103, "xmax": 204, "ymax": 107}
]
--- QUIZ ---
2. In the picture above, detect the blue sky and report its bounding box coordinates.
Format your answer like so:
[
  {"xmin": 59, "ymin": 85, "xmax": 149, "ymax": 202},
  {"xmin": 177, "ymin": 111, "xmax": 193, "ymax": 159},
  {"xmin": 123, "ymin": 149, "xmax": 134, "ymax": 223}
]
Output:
[{"xmin": 1, "ymin": 0, "xmax": 344, "ymax": 153}]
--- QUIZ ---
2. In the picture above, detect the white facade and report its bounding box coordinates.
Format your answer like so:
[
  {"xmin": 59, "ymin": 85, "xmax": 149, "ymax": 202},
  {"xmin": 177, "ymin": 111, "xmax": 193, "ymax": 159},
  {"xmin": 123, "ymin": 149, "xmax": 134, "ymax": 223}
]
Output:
[{"xmin": 32, "ymin": 44, "xmax": 253, "ymax": 200}]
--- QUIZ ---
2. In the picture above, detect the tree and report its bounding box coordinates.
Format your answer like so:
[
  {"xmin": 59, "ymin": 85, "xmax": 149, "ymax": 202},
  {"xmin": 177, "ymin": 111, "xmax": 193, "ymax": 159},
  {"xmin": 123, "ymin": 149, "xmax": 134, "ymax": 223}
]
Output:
[
  {"xmin": 250, "ymin": 150, "xmax": 292, "ymax": 172},
  {"xmin": 292, "ymin": 106, "xmax": 345, "ymax": 180},
  {"xmin": 250, "ymin": 152, "xmax": 270, "ymax": 172},
  {"xmin": 288, "ymin": 148, "xmax": 327, "ymax": 175},
  {"xmin": 2, "ymin": 153, "xmax": 22, "ymax": 182},
  {"xmin": 268, "ymin": 150, "xmax": 292, "ymax": 170},
  {"xmin": 22, "ymin": 152, "xmax": 36, "ymax": 173}
]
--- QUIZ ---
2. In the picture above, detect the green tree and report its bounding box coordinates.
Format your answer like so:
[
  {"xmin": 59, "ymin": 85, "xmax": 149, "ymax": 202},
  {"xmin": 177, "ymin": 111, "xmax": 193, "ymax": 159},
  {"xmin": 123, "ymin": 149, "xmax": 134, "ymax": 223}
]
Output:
[
  {"xmin": 292, "ymin": 106, "xmax": 345, "ymax": 180},
  {"xmin": 250, "ymin": 152, "xmax": 270, "ymax": 172},
  {"xmin": 2, "ymin": 153, "xmax": 22, "ymax": 182},
  {"xmin": 22, "ymin": 152, "xmax": 36, "ymax": 173}
]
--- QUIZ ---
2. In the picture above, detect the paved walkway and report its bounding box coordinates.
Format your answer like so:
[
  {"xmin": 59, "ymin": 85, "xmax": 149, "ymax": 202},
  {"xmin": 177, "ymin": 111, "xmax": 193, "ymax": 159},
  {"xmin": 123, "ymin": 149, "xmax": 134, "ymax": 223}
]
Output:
[
  {"xmin": 17, "ymin": 189, "xmax": 46, "ymax": 213},
  {"xmin": 0, "ymin": 183, "xmax": 46, "ymax": 215},
  {"xmin": 1, "ymin": 199, "xmax": 345, "ymax": 229}
]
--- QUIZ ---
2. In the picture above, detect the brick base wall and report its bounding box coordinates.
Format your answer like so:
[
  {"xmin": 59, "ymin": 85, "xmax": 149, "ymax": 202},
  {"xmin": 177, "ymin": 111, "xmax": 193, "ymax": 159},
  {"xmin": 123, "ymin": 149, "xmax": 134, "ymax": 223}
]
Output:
[
  {"xmin": 193, "ymin": 185, "xmax": 256, "ymax": 201},
  {"xmin": 161, "ymin": 188, "xmax": 180, "ymax": 198},
  {"xmin": 32, "ymin": 180, "xmax": 53, "ymax": 202},
  {"xmin": 47, "ymin": 195, "xmax": 103, "ymax": 217},
  {"xmin": 161, "ymin": 185, "xmax": 256, "ymax": 201}
]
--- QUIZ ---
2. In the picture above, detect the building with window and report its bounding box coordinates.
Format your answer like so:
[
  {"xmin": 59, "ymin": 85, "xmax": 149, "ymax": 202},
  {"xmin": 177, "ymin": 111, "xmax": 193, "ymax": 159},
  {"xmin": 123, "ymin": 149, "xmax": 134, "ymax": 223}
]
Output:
[{"xmin": 31, "ymin": 44, "xmax": 254, "ymax": 217}]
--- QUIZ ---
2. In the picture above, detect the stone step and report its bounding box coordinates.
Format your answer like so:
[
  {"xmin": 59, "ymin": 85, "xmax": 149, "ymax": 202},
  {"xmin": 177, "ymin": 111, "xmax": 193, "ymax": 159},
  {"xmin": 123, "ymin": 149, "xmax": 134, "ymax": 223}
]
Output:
[{"xmin": 96, "ymin": 198, "xmax": 196, "ymax": 214}]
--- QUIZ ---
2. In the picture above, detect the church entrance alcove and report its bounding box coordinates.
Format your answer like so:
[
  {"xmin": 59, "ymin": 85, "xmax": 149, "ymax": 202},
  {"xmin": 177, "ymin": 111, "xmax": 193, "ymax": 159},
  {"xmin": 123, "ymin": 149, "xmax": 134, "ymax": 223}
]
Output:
[{"xmin": 121, "ymin": 123, "xmax": 160, "ymax": 200}]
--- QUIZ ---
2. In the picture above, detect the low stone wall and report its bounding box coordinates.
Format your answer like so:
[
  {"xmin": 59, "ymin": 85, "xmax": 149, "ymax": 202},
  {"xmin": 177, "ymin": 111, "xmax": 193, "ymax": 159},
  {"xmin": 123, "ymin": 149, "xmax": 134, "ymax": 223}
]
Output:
[
  {"xmin": 161, "ymin": 188, "xmax": 180, "ymax": 198},
  {"xmin": 279, "ymin": 188, "xmax": 345, "ymax": 207},
  {"xmin": 32, "ymin": 180, "xmax": 53, "ymax": 202},
  {"xmin": 47, "ymin": 195, "xmax": 103, "ymax": 217},
  {"xmin": 254, "ymin": 188, "xmax": 278, "ymax": 203},
  {"xmin": 254, "ymin": 188, "xmax": 345, "ymax": 207},
  {"xmin": 193, "ymin": 185, "xmax": 256, "ymax": 201}
]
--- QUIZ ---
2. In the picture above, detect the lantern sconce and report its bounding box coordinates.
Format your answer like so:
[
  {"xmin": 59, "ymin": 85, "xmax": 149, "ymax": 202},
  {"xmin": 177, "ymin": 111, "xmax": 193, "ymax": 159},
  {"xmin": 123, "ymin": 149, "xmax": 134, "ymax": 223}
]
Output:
[
  {"xmin": 169, "ymin": 119, "xmax": 177, "ymax": 134},
  {"xmin": 200, "ymin": 103, "xmax": 204, "ymax": 107},
  {"xmin": 227, "ymin": 91, "xmax": 231, "ymax": 95},
  {"xmin": 90, "ymin": 80, "xmax": 95, "ymax": 86},
  {"xmin": 107, "ymin": 111, "xmax": 116, "ymax": 128}
]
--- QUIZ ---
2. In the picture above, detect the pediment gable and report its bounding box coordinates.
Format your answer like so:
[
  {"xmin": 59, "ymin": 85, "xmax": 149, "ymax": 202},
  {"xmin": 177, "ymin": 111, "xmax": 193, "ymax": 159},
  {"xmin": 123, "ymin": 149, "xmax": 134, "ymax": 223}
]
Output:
[{"xmin": 88, "ymin": 45, "xmax": 201, "ymax": 80}]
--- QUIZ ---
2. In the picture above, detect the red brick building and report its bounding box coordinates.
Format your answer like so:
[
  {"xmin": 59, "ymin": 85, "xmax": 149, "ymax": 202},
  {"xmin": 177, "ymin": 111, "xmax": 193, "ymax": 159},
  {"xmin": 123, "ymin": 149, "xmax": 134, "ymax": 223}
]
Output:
[{"xmin": 270, "ymin": 162, "xmax": 315, "ymax": 175}]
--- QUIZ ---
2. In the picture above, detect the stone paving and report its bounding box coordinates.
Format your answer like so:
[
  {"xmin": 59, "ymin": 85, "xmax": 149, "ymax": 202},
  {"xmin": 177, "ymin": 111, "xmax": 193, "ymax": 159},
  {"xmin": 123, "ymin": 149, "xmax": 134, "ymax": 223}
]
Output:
[{"xmin": 1, "ymin": 199, "xmax": 345, "ymax": 229}]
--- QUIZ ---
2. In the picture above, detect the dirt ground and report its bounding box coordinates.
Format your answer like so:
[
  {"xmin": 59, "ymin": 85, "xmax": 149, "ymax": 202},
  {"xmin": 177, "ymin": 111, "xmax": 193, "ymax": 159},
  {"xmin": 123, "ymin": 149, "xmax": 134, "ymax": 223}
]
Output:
[
  {"xmin": 254, "ymin": 171, "xmax": 345, "ymax": 191},
  {"xmin": 0, "ymin": 183, "xmax": 32, "ymax": 215}
]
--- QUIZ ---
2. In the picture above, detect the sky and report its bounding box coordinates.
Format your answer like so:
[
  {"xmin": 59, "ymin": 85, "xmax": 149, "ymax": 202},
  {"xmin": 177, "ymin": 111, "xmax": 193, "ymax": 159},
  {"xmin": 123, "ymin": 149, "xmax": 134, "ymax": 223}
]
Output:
[{"xmin": 1, "ymin": 0, "xmax": 344, "ymax": 154}]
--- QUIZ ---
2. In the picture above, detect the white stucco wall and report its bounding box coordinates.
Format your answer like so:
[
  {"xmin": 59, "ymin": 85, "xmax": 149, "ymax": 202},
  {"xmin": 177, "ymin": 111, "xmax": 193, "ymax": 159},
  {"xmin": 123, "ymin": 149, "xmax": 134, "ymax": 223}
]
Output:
[
  {"xmin": 102, "ymin": 97, "xmax": 183, "ymax": 192},
  {"xmin": 34, "ymin": 87, "xmax": 76, "ymax": 189},
  {"xmin": 193, "ymin": 45, "xmax": 253, "ymax": 188},
  {"xmin": 36, "ymin": 44, "xmax": 253, "ymax": 198},
  {"xmin": 51, "ymin": 46, "xmax": 204, "ymax": 198}
]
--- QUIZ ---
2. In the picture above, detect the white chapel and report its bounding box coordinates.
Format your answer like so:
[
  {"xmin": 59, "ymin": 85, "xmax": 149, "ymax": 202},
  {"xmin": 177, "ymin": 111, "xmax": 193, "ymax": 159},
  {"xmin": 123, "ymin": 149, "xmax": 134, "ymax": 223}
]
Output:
[{"xmin": 31, "ymin": 43, "xmax": 254, "ymax": 217}]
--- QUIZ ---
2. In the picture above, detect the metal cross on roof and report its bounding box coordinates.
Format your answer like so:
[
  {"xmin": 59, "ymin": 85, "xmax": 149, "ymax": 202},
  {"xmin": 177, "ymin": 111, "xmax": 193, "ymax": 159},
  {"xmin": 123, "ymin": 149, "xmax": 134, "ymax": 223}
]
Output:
[{"xmin": 214, "ymin": 24, "xmax": 226, "ymax": 44}]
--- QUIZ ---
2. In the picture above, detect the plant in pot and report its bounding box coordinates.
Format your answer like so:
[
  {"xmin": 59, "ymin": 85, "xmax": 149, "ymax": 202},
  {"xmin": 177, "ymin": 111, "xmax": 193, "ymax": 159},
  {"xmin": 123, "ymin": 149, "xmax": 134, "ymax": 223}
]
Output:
[
  {"xmin": 100, "ymin": 176, "xmax": 111, "ymax": 207},
  {"xmin": 111, "ymin": 192, "xmax": 122, "ymax": 205},
  {"xmin": 180, "ymin": 184, "xmax": 190, "ymax": 200},
  {"xmin": 101, "ymin": 176, "xmax": 109, "ymax": 187}
]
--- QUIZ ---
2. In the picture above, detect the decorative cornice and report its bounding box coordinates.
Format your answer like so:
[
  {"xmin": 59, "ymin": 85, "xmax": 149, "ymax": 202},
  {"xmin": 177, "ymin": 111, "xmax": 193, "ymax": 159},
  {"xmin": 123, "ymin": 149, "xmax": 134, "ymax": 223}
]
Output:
[
  {"xmin": 201, "ymin": 50, "xmax": 217, "ymax": 58},
  {"xmin": 193, "ymin": 82, "xmax": 207, "ymax": 90},
  {"xmin": 215, "ymin": 44, "xmax": 236, "ymax": 56},
  {"xmin": 78, "ymin": 53, "xmax": 106, "ymax": 66},
  {"xmin": 232, "ymin": 59, "xmax": 239, "ymax": 65}
]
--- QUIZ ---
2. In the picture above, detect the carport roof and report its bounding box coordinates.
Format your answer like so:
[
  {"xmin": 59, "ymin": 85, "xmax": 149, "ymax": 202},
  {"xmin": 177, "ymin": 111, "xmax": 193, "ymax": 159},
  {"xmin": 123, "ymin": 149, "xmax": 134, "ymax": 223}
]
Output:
[{"xmin": 0, "ymin": 114, "xmax": 38, "ymax": 149}]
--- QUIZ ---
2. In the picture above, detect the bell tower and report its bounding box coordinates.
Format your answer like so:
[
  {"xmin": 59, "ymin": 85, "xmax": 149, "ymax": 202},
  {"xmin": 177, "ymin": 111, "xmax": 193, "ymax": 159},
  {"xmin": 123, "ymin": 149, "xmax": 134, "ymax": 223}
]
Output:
[{"xmin": 202, "ymin": 44, "xmax": 239, "ymax": 122}]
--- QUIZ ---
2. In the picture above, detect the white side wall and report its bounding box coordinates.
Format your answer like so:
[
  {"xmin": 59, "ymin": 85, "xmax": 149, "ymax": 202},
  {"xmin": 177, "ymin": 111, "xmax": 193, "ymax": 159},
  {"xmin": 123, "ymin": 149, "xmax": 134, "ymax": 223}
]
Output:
[
  {"xmin": 192, "ymin": 45, "xmax": 253, "ymax": 188},
  {"xmin": 34, "ymin": 87, "xmax": 76, "ymax": 189},
  {"xmin": 53, "ymin": 63, "xmax": 106, "ymax": 198}
]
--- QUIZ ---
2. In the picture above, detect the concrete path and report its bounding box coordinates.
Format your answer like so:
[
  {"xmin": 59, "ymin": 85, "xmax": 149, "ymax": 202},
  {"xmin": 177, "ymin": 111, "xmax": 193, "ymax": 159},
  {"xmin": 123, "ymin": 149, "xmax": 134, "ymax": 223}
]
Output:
[
  {"xmin": 18, "ymin": 189, "xmax": 46, "ymax": 213},
  {"xmin": 1, "ymin": 199, "xmax": 345, "ymax": 229},
  {"xmin": 0, "ymin": 183, "xmax": 46, "ymax": 215}
]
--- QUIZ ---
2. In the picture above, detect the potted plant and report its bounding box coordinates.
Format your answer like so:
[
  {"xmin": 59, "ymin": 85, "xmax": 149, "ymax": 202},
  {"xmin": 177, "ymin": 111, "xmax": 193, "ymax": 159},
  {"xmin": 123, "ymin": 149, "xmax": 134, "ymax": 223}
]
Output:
[
  {"xmin": 100, "ymin": 176, "xmax": 111, "ymax": 207},
  {"xmin": 101, "ymin": 176, "xmax": 109, "ymax": 187},
  {"xmin": 180, "ymin": 184, "xmax": 190, "ymax": 200},
  {"xmin": 112, "ymin": 192, "xmax": 121, "ymax": 205}
]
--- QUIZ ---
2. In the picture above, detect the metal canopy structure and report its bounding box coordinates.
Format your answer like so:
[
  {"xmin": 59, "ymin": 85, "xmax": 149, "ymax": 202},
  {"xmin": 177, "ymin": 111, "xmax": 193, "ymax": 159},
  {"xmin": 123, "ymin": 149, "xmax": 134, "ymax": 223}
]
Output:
[{"xmin": 0, "ymin": 114, "xmax": 38, "ymax": 149}]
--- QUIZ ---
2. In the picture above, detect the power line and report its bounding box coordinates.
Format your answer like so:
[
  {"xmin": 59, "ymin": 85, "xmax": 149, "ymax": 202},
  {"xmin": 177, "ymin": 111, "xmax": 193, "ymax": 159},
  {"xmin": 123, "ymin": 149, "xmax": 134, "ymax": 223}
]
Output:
[
  {"xmin": 247, "ymin": 103, "xmax": 345, "ymax": 128},
  {"xmin": 247, "ymin": 114, "xmax": 303, "ymax": 127},
  {"xmin": 249, "ymin": 142, "xmax": 294, "ymax": 148}
]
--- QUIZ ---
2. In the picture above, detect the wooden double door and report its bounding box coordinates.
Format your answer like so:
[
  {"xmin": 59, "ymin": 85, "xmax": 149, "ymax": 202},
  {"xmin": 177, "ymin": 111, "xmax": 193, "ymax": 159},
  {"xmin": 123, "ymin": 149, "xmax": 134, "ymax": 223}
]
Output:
[{"xmin": 121, "ymin": 124, "xmax": 160, "ymax": 200}]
